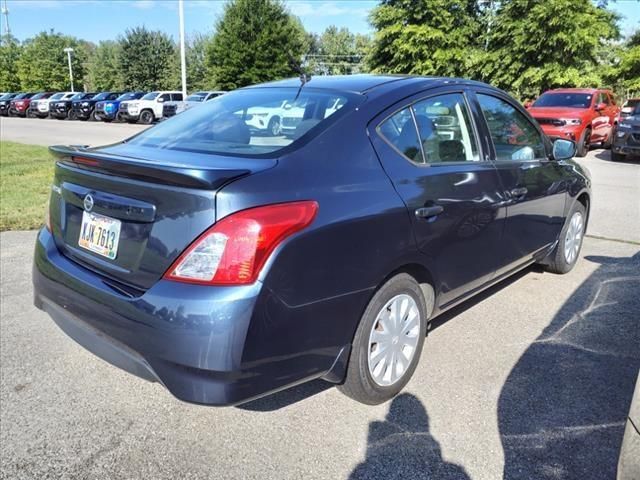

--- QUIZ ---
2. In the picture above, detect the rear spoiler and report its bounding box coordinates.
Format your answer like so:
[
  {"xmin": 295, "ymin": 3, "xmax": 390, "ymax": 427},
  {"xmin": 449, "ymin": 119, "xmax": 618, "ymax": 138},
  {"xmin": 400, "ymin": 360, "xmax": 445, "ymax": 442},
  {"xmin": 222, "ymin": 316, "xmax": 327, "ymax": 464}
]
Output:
[{"xmin": 49, "ymin": 145, "xmax": 254, "ymax": 190}]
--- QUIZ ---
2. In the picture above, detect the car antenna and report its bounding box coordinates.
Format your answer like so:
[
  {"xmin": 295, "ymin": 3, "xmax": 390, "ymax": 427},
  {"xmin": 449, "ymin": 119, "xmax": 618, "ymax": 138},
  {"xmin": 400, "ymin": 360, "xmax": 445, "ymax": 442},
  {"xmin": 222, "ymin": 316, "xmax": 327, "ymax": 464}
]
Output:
[{"xmin": 288, "ymin": 53, "xmax": 311, "ymax": 101}]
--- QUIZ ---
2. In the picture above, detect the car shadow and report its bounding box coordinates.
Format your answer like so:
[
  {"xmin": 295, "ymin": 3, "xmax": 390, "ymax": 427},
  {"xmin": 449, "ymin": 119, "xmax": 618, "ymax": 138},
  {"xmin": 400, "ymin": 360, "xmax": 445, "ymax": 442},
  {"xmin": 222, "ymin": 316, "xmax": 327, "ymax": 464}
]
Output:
[
  {"xmin": 594, "ymin": 149, "xmax": 640, "ymax": 163},
  {"xmin": 349, "ymin": 393, "xmax": 470, "ymax": 479},
  {"xmin": 498, "ymin": 251, "xmax": 640, "ymax": 479},
  {"xmin": 236, "ymin": 378, "xmax": 333, "ymax": 412}
]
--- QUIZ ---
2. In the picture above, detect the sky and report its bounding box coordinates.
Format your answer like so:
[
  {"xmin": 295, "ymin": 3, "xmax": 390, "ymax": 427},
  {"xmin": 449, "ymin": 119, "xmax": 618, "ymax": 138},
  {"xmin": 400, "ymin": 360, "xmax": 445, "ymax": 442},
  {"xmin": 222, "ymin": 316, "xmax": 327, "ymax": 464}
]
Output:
[{"xmin": 2, "ymin": 0, "xmax": 639, "ymax": 43}]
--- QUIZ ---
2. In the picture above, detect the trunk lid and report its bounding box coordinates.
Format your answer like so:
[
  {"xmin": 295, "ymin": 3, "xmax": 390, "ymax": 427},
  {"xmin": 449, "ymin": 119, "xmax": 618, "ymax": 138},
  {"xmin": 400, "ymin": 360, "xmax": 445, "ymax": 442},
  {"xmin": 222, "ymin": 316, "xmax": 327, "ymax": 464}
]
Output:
[{"xmin": 48, "ymin": 144, "xmax": 276, "ymax": 292}]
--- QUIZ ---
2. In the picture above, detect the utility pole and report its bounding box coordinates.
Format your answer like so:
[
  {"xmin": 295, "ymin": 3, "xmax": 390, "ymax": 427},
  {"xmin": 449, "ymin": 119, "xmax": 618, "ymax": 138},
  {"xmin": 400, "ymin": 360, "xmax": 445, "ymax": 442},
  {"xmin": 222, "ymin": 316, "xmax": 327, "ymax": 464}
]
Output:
[
  {"xmin": 1, "ymin": 0, "xmax": 10, "ymax": 39},
  {"xmin": 178, "ymin": 0, "xmax": 187, "ymax": 97},
  {"xmin": 64, "ymin": 47, "xmax": 74, "ymax": 92}
]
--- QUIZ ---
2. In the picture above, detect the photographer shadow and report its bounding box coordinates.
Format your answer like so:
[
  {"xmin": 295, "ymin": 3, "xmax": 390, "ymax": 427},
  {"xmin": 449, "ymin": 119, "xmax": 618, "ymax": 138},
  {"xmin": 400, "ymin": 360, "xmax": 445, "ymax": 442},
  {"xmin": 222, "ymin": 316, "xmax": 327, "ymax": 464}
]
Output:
[{"xmin": 350, "ymin": 393, "xmax": 470, "ymax": 480}]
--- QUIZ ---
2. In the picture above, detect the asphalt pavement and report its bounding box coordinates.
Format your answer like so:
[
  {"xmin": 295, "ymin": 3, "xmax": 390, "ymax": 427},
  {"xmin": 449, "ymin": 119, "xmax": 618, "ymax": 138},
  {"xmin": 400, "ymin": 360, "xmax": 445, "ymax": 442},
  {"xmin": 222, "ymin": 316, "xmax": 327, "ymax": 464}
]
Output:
[
  {"xmin": 0, "ymin": 116, "xmax": 149, "ymax": 147},
  {"xmin": 0, "ymin": 119, "xmax": 639, "ymax": 479}
]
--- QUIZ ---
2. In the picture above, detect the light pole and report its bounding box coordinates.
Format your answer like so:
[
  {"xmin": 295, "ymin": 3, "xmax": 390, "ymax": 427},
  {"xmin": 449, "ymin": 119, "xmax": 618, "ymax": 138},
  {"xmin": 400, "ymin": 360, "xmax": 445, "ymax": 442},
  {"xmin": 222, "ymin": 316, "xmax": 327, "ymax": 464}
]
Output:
[
  {"xmin": 63, "ymin": 47, "xmax": 74, "ymax": 92},
  {"xmin": 178, "ymin": 0, "xmax": 187, "ymax": 97}
]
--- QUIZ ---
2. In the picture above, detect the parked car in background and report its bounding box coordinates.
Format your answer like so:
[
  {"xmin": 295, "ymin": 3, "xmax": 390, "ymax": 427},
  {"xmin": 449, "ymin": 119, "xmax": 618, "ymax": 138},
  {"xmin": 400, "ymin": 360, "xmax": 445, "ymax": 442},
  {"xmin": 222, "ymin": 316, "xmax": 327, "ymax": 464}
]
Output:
[
  {"xmin": 163, "ymin": 91, "xmax": 226, "ymax": 118},
  {"xmin": 8, "ymin": 92, "xmax": 38, "ymax": 117},
  {"xmin": 526, "ymin": 88, "xmax": 620, "ymax": 157},
  {"xmin": 118, "ymin": 91, "xmax": 183, "ymax": 124},
  {"xmin": 34, "ymin": 75, "xmax": 590, "ymax": 407},
  {"xmin": 50, "ymin": 92, "xmax": 97, "ymax": 120},
  {"xmin": 612, "ymin": 100, "xmax": 640, "ymax": 161},
  {"xmin": 281, "ymin": 96, "xmax": 346, "ymax": 136},
  {"xmin": 71, "ymin": 91, "xmax": 124, "ymax": 121},
  {"xmin": 26, "ymin": 92, "xmax": 56, "ymax": 118},
  {"xmin": 31, "ymin": 92, "xmax": 75, "ymax": 119},
  {"xmin": 0, "ymin": 93, "xmax": 18, "ymax": 116},
  {"xmin": 618, "ymin": 98, "xmax": 640, "ymax": 123},
  {"xmin": 244, "ymin": 99, "xmax": 288, "ymax": 135},
  {"xmin": 94, "ymin": 91, "xmax": 146, "ymax": 122}
]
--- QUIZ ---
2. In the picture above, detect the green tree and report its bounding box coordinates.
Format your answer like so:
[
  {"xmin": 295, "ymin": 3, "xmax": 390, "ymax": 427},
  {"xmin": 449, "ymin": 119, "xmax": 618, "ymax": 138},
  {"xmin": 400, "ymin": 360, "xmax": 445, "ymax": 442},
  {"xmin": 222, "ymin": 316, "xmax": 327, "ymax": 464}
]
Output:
[
  {"xmin": 206, "ymin": 0, "xmax": 308, "ymax": 89},
  {"xmin": 310, "ymin": 26, "xmax": 370, "ymax": 75},
  {"xmin": 367, "ymin": 0, "xmax": 481, "ymax": 77},
  {"xmin": 607, "ymin": 29, "xmax": 640, "ymax": 97},
  {"xmin": 86, "ymin": 40, "xmax": 123, "ymax": 91},
  {"xmin": 0, "ymin": 35, "xmax": 22, "ymax": 91},
  {"xmin": 482, "ymin": 0, "xmax": 620, "ymax": 98},
  {"xmin": 118, "ymin": 26, "xmax": 177, "ymax": 90},
  {"xmin": 16, "ymin": 31, "xmax": 87, "ymax": 91},
  {"xmin": 186, "ymin": 32, "xmax": 215, "ymax": 90}
]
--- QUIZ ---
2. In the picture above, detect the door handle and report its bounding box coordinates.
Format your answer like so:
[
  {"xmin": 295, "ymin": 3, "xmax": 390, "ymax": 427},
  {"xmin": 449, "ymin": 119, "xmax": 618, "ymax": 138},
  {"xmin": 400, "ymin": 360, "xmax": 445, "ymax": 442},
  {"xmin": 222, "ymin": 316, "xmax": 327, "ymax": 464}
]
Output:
[
  {"xmin": 415, "ymin": 205, "xmax": 444, "ymax": 219},
  {"xmin": 509, "ymin": 187, "xmax": 528, "ymax": 198}
]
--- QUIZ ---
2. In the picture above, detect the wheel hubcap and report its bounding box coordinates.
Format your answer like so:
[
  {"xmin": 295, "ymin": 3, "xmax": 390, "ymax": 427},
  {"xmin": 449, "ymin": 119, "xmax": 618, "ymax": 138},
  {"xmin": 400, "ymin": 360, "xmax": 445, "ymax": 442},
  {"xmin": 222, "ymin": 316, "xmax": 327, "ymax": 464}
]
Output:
[
  {"xmin": 564, "ymin": 211, "xmax": 584, "ymax": 264},
  {"xmin": 367, "ymin": 294, "xmax": 420, "ymax": 387}
]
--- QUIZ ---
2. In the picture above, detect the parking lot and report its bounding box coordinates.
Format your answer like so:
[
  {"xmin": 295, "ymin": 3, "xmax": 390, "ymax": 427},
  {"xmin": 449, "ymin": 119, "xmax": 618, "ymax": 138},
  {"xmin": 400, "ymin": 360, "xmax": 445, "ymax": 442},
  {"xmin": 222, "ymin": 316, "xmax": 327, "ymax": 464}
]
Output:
[{"xmin": 1, "ymin": 119, "xmax": 639, "ymax": 479}]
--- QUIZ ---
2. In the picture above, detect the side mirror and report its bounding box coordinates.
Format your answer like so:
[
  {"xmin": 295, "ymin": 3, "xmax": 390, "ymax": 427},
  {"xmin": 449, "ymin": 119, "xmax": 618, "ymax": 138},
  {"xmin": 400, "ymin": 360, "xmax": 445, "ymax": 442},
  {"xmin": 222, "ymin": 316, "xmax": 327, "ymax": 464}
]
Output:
[
  {"xmin": 158, "ymin": 97, "xmax": 165, "ymax": 103},
  {"xmin": 524, "ymin": 101, "xmax": 532, "ymax": 109},
  {"xmin": 595, "ymin": 102, "xmax": 606, "ymax": 111},
  {"xmin": 552, "ymin": 138, "xmax": 576, "ymax": 160}
]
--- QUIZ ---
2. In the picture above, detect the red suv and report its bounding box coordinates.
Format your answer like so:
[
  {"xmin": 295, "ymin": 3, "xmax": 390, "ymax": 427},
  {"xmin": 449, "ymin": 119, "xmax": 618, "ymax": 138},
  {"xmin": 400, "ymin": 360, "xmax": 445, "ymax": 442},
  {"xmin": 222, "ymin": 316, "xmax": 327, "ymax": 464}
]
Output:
[{"xmin": 526, "ymin": 88, "xmax": 620, "ymax": 157}]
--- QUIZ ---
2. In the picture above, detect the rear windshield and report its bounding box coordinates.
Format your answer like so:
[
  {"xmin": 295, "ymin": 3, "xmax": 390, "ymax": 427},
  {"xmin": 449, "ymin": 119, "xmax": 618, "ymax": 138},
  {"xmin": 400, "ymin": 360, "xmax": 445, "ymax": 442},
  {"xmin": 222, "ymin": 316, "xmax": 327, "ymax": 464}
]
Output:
[
  {"xmin": 127, "ymin": 87, "xmax": 355, "ymax": 156},
  {"xmin": 622, "ymin": 99, "xmax": 640, "ymax": 111},
  {"xmin": 533, "ymin": 93, "xmax": 593, "ymax": 108}
]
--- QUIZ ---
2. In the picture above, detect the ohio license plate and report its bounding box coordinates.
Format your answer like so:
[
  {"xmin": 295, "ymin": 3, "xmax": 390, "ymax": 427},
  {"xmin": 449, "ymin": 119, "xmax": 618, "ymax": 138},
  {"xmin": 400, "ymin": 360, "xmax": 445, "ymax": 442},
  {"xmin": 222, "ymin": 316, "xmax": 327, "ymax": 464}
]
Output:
[{"xmin": 78, "ymin": 211, "xmax": 121, "ymax": 260}]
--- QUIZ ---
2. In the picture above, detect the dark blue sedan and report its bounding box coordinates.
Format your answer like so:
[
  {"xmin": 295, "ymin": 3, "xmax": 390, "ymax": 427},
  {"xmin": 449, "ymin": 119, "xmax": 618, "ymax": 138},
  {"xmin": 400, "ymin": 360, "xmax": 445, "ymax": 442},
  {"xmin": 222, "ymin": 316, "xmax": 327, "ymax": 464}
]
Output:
[{"xmin": 33, "ymin": 75, "xmax": 591, "ymax": 406}]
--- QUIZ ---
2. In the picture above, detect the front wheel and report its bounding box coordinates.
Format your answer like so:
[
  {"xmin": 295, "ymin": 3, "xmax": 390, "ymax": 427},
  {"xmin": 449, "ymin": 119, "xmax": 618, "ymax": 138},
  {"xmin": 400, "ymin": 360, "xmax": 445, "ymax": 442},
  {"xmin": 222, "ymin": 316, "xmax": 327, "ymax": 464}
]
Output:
[
  {"xmin": 576, "ymin": 128, "xmax": 591, "ymax": 157},
  {"xmin": 139, "ymin": 110, "xmax": 154, "ymax": 125},
  {"xmin": 545, "ymin": 202, "xmax": 586, "ymax": 274},
  {"xmin": 338, "ymin": 273, "xmax": 430, "ymax": 405},
  {"xmin": 268, "ymin": 116, "xmax": 282, "ymax": 136}
]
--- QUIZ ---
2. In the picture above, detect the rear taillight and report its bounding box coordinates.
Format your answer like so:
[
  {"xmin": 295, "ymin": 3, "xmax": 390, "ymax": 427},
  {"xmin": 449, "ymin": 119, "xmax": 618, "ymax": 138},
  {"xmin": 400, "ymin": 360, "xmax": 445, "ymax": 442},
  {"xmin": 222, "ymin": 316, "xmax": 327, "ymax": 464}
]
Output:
[{"xmin": 164, "ymin": 201, "xmax": 318, "ymax": 285}]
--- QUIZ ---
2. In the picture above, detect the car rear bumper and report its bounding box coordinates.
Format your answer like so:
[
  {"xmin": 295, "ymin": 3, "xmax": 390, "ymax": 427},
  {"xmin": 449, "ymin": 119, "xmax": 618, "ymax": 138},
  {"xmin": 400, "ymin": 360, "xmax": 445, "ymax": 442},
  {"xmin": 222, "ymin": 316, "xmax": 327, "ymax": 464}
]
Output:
[
  {"xmin": 33, "ymin": 227, "xmax": 342, "ymax": 406},
  {"xmin": 613, "ymin": 133, "xmax": 640, "ymax": 156}
]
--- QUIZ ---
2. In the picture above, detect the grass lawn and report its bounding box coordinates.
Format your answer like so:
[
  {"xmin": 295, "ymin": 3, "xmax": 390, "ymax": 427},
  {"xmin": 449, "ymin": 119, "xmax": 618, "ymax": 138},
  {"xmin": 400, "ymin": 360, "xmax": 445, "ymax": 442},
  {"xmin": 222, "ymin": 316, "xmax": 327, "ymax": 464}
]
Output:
[{"xmin": 1, "ymin": 141, "xmax": 54, "ymax": 231}]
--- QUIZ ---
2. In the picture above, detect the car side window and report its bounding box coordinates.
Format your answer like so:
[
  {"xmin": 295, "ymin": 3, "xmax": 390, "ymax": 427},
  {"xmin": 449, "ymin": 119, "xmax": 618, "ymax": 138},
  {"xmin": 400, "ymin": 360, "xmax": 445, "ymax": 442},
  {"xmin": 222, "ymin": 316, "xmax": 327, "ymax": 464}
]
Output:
[
  {"xmin": 172, "ymin": 93, "xmax": 183, "ymax": 101},
  {"xmin": 412, "ymin": 93, "xmax": 479, "ymax": 163},
  {"xmin": 477, "ymin": 94, "xmax": 545, "ymax": 162},
  {"xmin": 159, "ymin": 93, "xmax": 171, "ymax": 102},
  {"xmin": 378, "ymin": 107, "xmax": 423, "ymax": 164},
  {"xmin": 598, "ymin": 92, "xmax": 610, "ymax": 105}
]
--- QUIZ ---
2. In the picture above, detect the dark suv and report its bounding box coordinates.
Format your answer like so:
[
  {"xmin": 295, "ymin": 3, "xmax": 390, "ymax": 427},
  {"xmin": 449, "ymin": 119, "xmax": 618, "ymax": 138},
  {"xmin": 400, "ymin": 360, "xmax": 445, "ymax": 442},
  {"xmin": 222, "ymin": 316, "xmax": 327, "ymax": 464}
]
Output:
[
  {"xmin": 71, "ymin": 91, "xmax": 123, "ymax": 121},
  {"xmin": 612, "ymin": 100, "xmax": 640, "ymax": 161},
  {"xmin": 0, "ymin": 92, "xmax": 18, "ymax": 116},
  {"xmin": 50, "ymin": 92, "xmax": 97, "ymax": 120}
]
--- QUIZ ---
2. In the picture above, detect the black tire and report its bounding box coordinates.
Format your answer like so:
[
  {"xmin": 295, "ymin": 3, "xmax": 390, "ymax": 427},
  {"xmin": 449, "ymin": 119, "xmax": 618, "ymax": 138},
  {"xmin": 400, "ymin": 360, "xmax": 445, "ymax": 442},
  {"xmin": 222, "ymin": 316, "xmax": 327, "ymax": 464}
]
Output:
[
  {"xmin": 544, "ymin": 202, "xmax": 587, "ymax": 274},
  {"xmin": 268, "ymin": 116, "xmax": 281, "ymax": 136},
  {"xmin": 338, "ymin": 273, "xmax": 431, "ymax": 405},
  {"xmin": 602, "ymin": 130, "xmax": 613, "ymax": 149},
  {"xmin": 89, "ymin": 109, "xmax": 98, "ymax": 122},
  {"xmin": 576, "ymin": 128, "xmax": 591, "ymax": 157},
  {"xmin": 611, "ymin": 150, "xmax": 625, "ymax": 162},
  {"xmin": 139, "ymin": 110, "xmax": 154, "ymax": 125}
]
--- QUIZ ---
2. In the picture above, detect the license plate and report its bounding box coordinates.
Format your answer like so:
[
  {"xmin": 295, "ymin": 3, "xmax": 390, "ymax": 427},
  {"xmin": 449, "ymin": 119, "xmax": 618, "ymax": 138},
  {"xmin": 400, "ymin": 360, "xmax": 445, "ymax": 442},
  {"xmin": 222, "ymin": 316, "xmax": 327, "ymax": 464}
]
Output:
[{"xmin": 78, "ymin": 211, "xmax": 121, "ymax": 260}]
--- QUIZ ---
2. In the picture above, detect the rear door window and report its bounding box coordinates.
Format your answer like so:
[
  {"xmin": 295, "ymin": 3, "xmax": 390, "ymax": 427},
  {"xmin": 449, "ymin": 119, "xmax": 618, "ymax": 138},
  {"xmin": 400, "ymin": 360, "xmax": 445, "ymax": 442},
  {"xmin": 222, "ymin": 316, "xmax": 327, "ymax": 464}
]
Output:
[
  {"xmin": 378, "ymin": 107, "xmax": 423, "ymax": 164},
  {"xmin": 172, "ymin": 93, "xmax": 184, "ymax": 101},
  {"xmin": 412, "ymin": 93, "xmax": 479, "ymax": 163}
]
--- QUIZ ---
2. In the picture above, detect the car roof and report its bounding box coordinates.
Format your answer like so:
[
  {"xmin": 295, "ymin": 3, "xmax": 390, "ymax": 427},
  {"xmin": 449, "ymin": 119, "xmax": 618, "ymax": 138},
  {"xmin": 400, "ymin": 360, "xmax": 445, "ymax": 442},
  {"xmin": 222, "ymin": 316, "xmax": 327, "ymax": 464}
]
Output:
[
  {"xmin": 247, "ymin": 74, "xmax": 493, "ymax": 94},
  {"xmin": 545, "ymin": 88, "xmax": 606, "ymax": 94}
]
